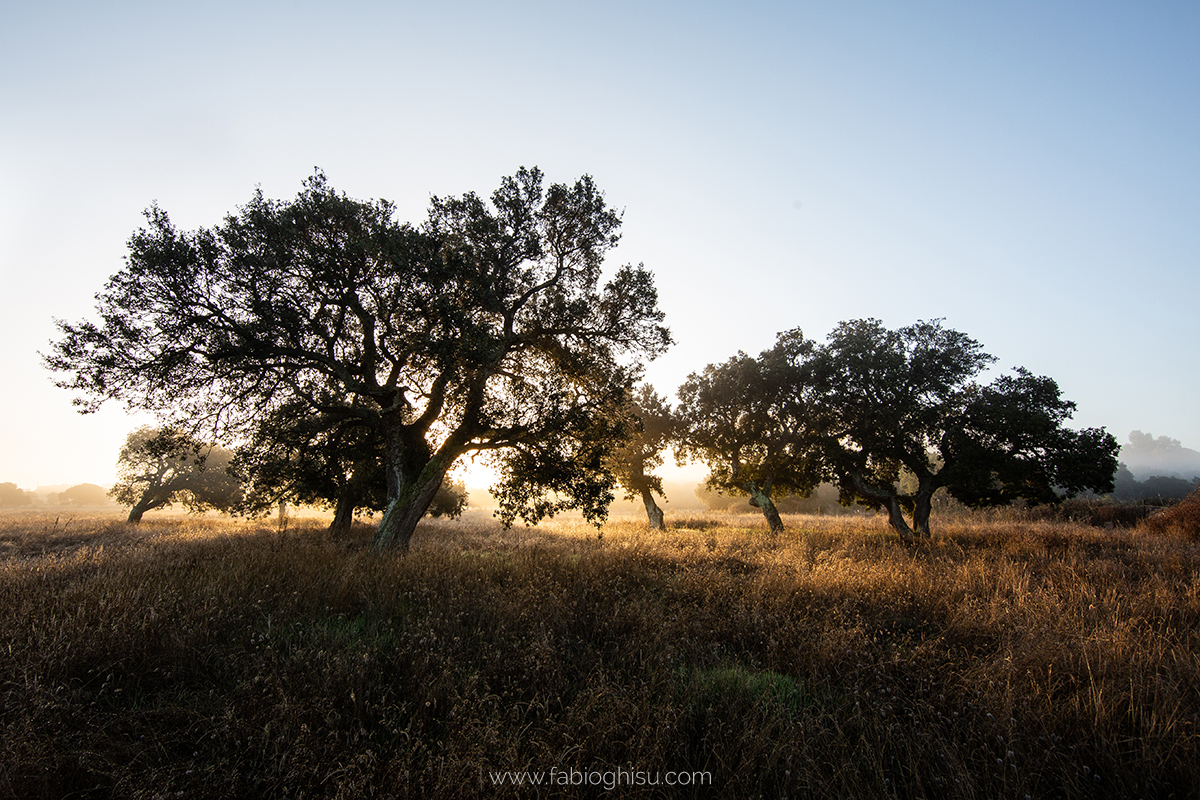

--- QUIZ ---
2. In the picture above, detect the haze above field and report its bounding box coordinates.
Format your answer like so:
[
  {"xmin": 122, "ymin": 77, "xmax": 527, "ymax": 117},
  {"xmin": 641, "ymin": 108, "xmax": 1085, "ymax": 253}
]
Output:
[{"xmin": 2, "ymin": 1, "xmax": 1197, "ymax": 490}]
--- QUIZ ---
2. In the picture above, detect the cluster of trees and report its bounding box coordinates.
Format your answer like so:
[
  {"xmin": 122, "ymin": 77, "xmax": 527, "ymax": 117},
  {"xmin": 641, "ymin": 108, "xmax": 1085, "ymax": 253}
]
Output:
[
  {"xmin": 47, "ymin": 168, "xmax": 670, "ymax": 549},
  {"xmin": 0, "ymin": 482, "xmax": 113, "ymax": 507},
  {"xmin": 616, "ymin": 320, "xmax": 1119, "ymax": 540},
  {"xmin": 105, "ymin": 425, "xmax": 470, "ymax": 524},
  {"xmin": 0, "ymin": 483, "xmax": 34, "ymax": 507},
  {"xmin": 46, "ymin": 484, "xmax": 111, "ymax": 507},
  {"xmin": 46, "ymin": 168, "xmax": 1117, "ymax": 545},
  {"xmin": 1113, "ymin": 464, "xmax": 1199, "ymax": 504}
]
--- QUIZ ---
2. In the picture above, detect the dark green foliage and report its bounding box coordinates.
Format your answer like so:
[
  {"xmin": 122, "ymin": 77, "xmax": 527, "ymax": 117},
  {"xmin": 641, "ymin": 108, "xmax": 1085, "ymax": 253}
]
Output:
[
  {"xmin": 1113, "ymin": 463, "xmax": 1199, "ymax": 503},
  {"xmin": 232, "ymin": 399, "xmax": 389, "ymax": 530},
  {"xmin": 675, "ymin": 334, "xmax": 821, "ymax": 533},
  {"xmin": 427, "ymin": 479, "xmax": 468, "ymax": 518},
  {"xmin": 803, "ymin": 319, "xmax": 1120, "ymax": 539},
  {"xmin": 45, "ymin": 168, "xmax": 670, "ymax": 551},
  {"xmin": 680, "ymin": 319, "xmax": 1119, "ymax": 540},
  {"xmin": 608, "ymin": 384, "xmax": 675, "ymax": 527}
]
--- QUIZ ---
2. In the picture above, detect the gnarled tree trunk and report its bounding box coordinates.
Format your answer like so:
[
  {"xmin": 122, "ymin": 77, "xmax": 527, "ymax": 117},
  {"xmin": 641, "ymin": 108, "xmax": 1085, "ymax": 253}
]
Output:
[
  {"xmin": 330, "ymin": 488, "xmax": 356, "ymax": 533},
  {"xmin": 912, "ymin": 488, "xmax": 934, "ymax": 538},
  {"xmin": 372, "ymin": 466, "xmax": 447, "ymax": 551},
  {"xmin": 884, "ymin": 495, "xmax": 916, "ymax": 541},
  {"xmin": 746, "ymin": 481, "xmax": 784, "ymax": 534},
  {"xmin": 849, "ymin": 471, "xmax": 917, "ymax": 543},
  {"xmin": 640, "ymin": 487, "xmax": 665, "ymax": 530},
  {"xmin": 330, "ymin": 459, "xmax": 371, "ymax": 534},
  {"xmin": 127, "ymin": 490, "xmax": 168, "ymax": 523}
]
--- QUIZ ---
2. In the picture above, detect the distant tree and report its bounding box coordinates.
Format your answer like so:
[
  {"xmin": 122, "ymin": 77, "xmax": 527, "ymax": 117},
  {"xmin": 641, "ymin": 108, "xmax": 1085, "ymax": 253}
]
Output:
[
  {"xmin": 1113, "ymin": 463, "xmax": 1142, "ymax": 500},
  {"xmin": 428, "ymin": 479, "xmax": 469, "ymax": 519},
  {"xmin": 694, "ymin": 483, "xmax": 750, "ymax": 512},
  {"xmin": 56, "ymin": 483, "xmax": 111, "ymax": 507},
  {"xmin": 0, "ymin": 483, "xmax": 33, "ymax": 507},
  {"xmin": 1138, "ymin": 475, "xmax": 1200, "ymax": 504},
  {"xmin": 1120, "ymin": 431, "xmax": 1200, "ymax": 480},
  {"xmin": 111, "ymin": 427, "xmax": 242, "ymax": 523},
  {"xmin": 675, "ymin": 333, "xmax": 821, "ymax": 533},
  {"xmin": 802, "ymin": 319, "xmax": 1120, "ymax": 540},
  {"xmin": 45, "ymin": 169, "xmax": 670, "ymax": 551},
  {"xmin": 608, "ymin": 384, "xmax": 675, "ymax": 529}
]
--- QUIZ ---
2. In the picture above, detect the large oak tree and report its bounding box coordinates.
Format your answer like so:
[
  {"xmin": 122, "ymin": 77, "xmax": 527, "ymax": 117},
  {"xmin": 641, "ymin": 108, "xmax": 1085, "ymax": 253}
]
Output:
[
  {"xmin": 802, "ymin": 319, "xmax": 1120, "ymax": 539},
  {"xmin": 46, "ymin": 168, "xmax": 671, "ymax": 550}
]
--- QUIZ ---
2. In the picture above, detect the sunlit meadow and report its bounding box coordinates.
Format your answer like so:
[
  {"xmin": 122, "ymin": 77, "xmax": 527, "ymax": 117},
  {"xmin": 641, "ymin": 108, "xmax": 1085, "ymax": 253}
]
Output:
[{"xmin": 1, "ymin": 501, "xmax": 1198, "ymax": 798}]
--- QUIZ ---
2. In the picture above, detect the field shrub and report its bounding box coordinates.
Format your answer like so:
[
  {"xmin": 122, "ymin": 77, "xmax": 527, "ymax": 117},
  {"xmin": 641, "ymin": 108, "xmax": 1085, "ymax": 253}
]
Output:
[{"xmin": 1141, "ymin": 488, "xmax": 1200, "ymax": 538}]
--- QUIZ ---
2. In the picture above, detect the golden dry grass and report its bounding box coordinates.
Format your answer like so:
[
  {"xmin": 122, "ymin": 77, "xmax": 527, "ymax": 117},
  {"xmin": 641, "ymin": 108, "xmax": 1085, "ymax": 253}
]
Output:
[{"xmin": 1, "ymin": 507, "xmax": 1197, "ymax": 798}]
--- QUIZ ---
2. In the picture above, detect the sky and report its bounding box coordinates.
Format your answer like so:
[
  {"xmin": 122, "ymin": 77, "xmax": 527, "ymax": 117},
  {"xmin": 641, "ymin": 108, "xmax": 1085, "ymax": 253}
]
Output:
[{"xmin": 2, "ymin": 0, "xmax": 1197, "ymax": 492}]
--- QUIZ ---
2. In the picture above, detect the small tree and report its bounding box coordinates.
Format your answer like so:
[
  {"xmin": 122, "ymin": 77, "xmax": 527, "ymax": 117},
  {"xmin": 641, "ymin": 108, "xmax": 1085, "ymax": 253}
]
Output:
[
  {"xmin": 111, "ymin": 427, "xmax": 242, "ymax": 522},
  {"xmin": 428, "ymin": 479, "xmax": 469, "ymax": 519},
  {"xmin": 234, "ymin": 402, "xmax": 470, "ymax": 532},
  {"xmin": 233, "ymin": 401, "xmax": 386, "ymax": 532},
  {"xmin": 675, "ymin": 333, "xmax": 820, "ymax": 533},
  {"xmin": 607, "ymin": 384, "xmax": 675, "ymax": 529}
]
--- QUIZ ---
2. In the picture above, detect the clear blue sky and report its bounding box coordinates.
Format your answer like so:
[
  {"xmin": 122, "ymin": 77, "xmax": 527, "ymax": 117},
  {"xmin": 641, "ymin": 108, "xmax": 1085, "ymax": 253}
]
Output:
[{"xmin": 2, "ymin": 0, "xmax": 1197, "ymax": 490}]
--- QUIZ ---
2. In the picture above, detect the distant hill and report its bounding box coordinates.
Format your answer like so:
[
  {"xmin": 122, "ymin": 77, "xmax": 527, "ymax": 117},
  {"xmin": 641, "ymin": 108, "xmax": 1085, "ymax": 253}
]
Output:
[{"xmin": 1120, "ymin": 431, "xmax": 1200, "ymax": 481}]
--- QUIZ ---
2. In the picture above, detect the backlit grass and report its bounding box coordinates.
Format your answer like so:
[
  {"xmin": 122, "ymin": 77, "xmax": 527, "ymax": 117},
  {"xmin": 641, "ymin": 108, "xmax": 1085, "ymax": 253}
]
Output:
[{"xmin": 1, "ymin": 507, "xmax": 1197, "ymax": 798}]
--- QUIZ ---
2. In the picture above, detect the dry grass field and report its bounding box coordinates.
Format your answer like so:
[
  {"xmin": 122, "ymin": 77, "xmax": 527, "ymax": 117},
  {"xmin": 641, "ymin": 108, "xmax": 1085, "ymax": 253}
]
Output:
[{"xmin": 1, "ymin": 502, "xmax": 1198, "ymax": 798}]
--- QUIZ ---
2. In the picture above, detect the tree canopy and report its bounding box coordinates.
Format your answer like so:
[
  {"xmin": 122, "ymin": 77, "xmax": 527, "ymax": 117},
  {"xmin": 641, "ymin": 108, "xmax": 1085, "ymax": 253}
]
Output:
[
  {"xmin": 110, "ymin": 426, "xmax": 242, "ymax": 523},
  {"xmin": 47, "ymin": 168, "xmax": 670, "ymax": 550},
  {"xmin": 802, "ymin": 319, "xmax": 1119, "ymax": 539},
  {"xmin": 675, "ymin": 333, "xmax": 821, "ymax": 533},
  {"xmin": 232, "ymin": 403, "xmax": 468, "ymax": 530},
  {"xmin": 51, "ymin": 484, "xmax": 111, "ymax": 507},
  {"xmin": 677, "ymin": 319, "xmax": 1118, "ymax": 539}
]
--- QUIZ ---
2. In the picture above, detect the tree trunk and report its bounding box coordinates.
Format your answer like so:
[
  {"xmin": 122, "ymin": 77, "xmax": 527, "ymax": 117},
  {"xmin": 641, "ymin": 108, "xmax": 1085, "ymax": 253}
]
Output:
[
  {"xmin": 330, "ymin": 487, "xmax": 356, "ymax": 533},
  {"xmin": 330, "ymin": 460, "xmax": 368, "ymax": 534},
  {"xmin": 884, "ymin": 495, "xmax": 917, "ymax": 541},
  {"xmin": 912, "ymin": 488, "xmax": 934, "ymax": 538},
  {"xmin": 127, "ymin": 490, "xmax": 167, "ymax": 523},
  {"xmin": 746, "ymin": 482, "xmax": 784, "ymax": 534},
  {"xmin": 640, "ymin": 487, "xmax": 665, "ymax": 530},
  {"xmin": 848, "ymin": 471, "xmax": 916, "ymax": 543},
  {"xmin": 372, "ymin": 466, "xmax": 447, "ymax": 552},
  {"xmin": 371, "ymin": 413, "xmax": 442, "ymax": 550}
]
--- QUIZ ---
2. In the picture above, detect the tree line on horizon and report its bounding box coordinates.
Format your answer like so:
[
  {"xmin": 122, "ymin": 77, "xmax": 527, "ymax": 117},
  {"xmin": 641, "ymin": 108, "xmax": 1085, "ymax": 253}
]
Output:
[{"xmin": 43, "ymin": 168, "xmax": 1121, "ymax": 547}]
